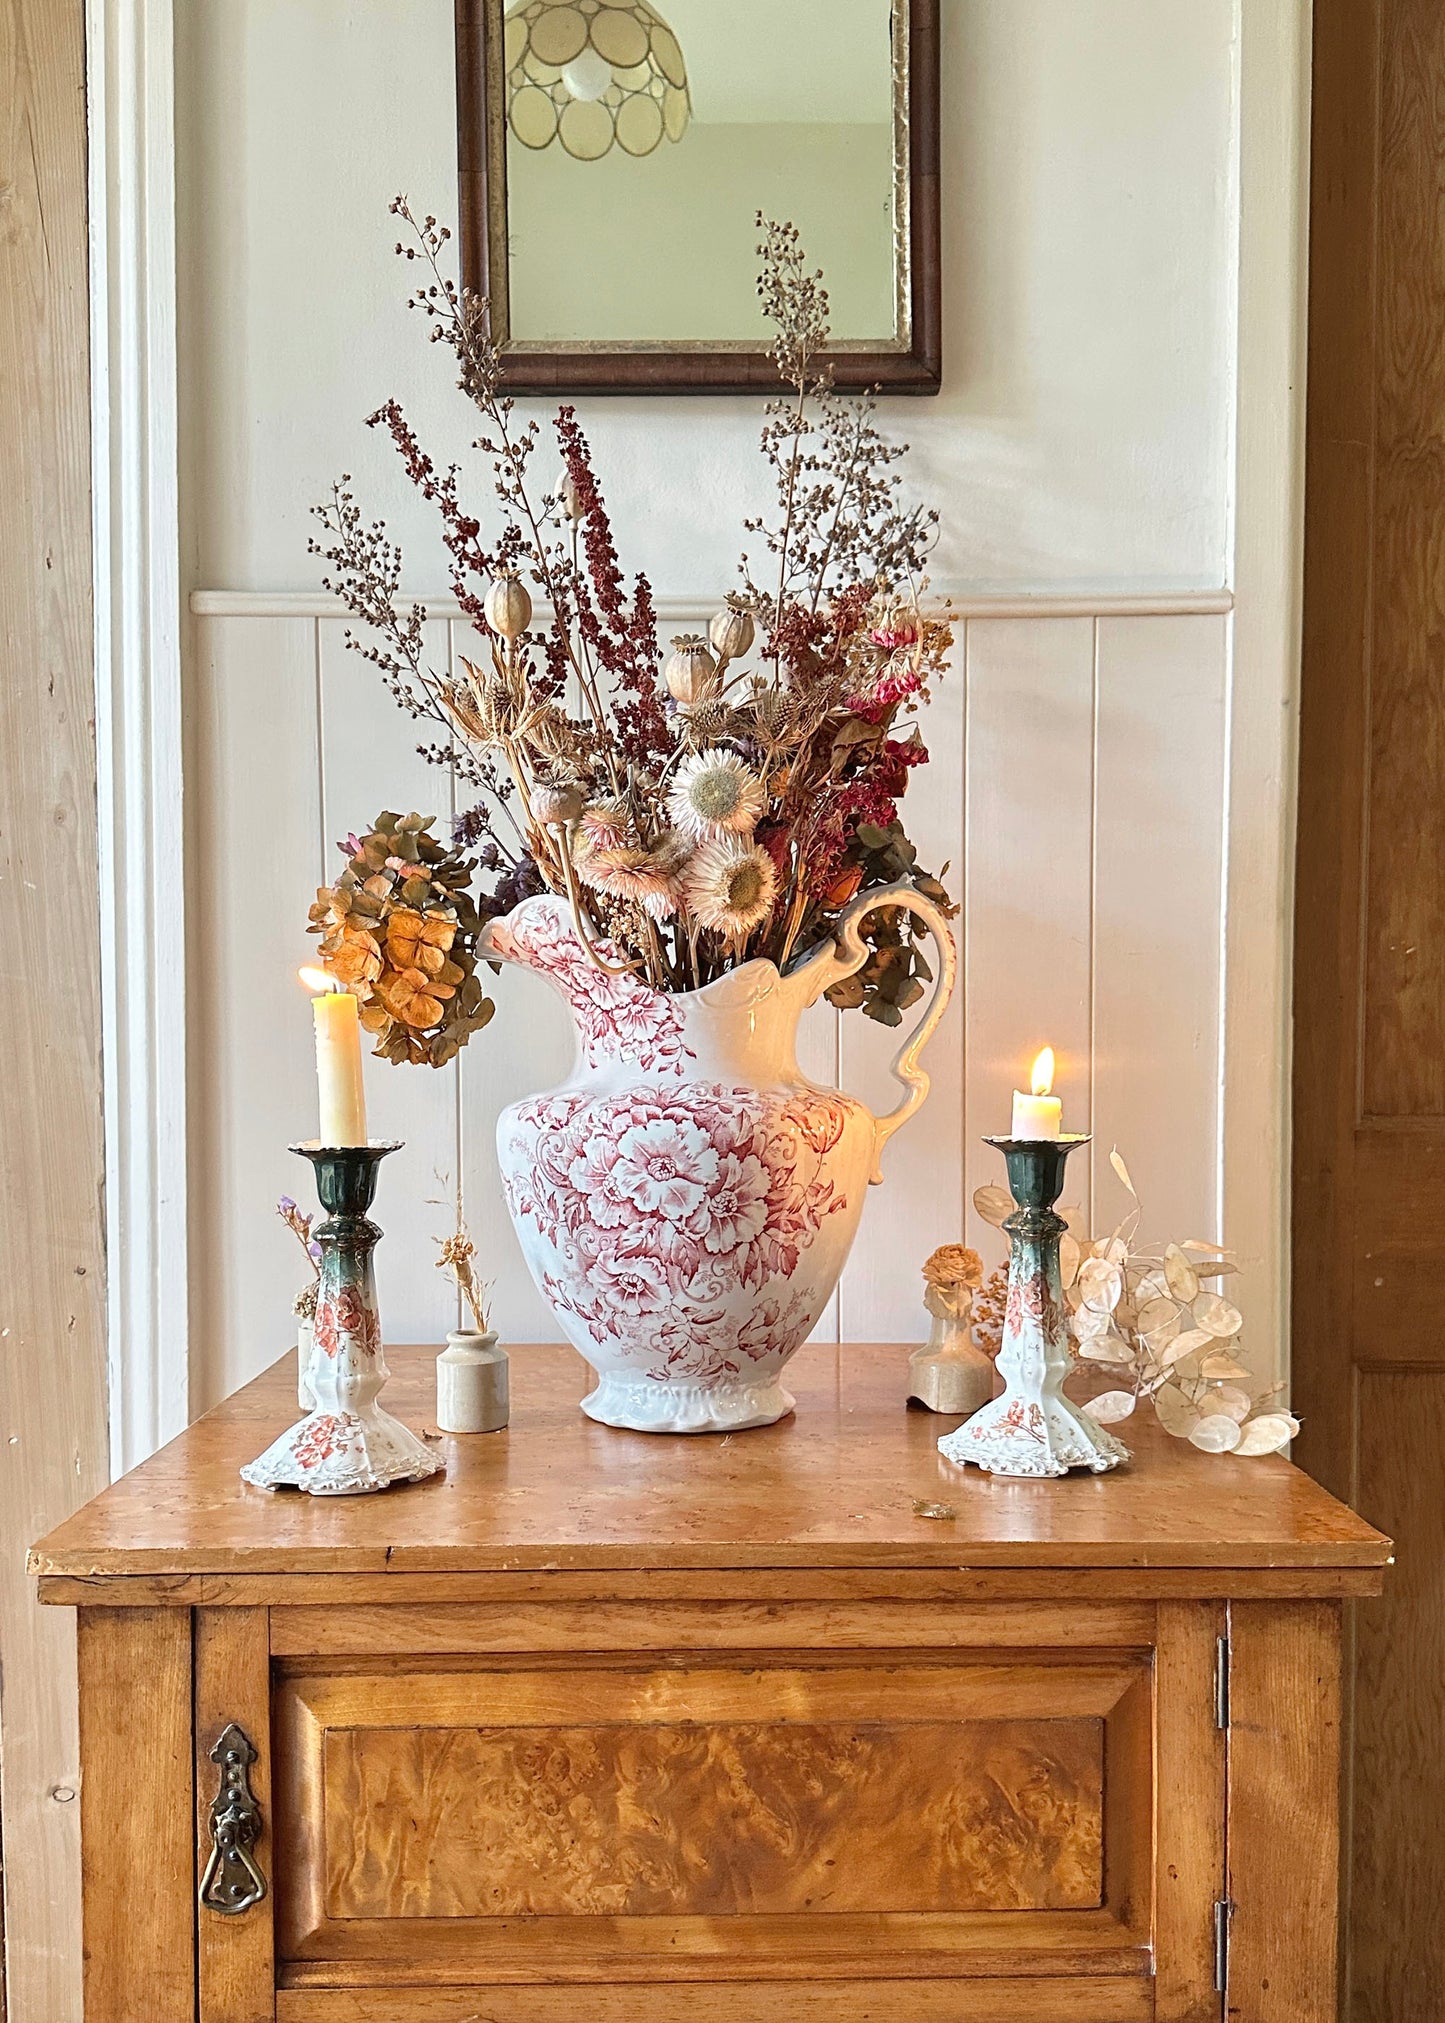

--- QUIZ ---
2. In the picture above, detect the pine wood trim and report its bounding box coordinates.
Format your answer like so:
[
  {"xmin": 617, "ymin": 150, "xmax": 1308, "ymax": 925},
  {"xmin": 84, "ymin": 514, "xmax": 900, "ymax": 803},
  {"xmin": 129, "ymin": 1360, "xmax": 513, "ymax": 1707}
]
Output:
[{"xmin": 0, "ymin": 3, "xmax": 111, "ymax": 2015}]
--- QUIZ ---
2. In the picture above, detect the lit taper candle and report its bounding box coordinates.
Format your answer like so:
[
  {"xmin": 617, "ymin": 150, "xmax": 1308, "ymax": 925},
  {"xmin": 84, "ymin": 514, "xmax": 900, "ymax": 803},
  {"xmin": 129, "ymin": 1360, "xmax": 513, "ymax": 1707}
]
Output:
[
  {"xmin": 1011, "ymin": 1046, "xmax": 1062, "ymax": 1139},
  {"xmin": 300, "ymin": 967, "xmax": 368, "ymax": 1147}
]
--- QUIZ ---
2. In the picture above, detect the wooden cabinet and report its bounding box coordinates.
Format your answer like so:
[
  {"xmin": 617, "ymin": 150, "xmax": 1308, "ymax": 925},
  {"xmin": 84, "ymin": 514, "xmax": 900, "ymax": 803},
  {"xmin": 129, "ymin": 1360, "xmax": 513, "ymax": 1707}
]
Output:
[{"xmin": 32, "ymin": 1344, "xmax": 1389, "ymax": 2022}]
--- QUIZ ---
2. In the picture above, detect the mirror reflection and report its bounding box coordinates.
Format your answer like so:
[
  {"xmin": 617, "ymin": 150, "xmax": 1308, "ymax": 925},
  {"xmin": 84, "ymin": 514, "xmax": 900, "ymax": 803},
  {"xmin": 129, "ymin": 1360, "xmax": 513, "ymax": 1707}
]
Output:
[{"xmin": 502, "ymin": 0, "xmax": 903, "ymax": 347}]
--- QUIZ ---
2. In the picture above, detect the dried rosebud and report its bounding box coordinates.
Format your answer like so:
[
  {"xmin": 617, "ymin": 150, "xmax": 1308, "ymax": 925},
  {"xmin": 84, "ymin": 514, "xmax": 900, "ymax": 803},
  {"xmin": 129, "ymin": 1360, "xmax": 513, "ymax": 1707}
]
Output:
[
  {"xmin": 665, "ymin": 635, "xmax": 720, "ymax": 708},
  {"xmin": 484, "ymin": 572, "xmax": 533, "ymax": 642},
  {"xmin": 531, "ymin": 782, "xmax": 584, "ymax": 826},
  {"xmin": 708, "ymin": 595, "xmax": 755, "ymax": 665}
]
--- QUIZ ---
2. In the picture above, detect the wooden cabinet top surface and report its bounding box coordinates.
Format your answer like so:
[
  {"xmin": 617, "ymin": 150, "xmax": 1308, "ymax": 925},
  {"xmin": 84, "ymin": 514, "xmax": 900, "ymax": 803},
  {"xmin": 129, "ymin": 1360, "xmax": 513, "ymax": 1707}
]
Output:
[{"xmin": 31, "ymin": 1343, "xmax": 1389, "ymax": 1591}]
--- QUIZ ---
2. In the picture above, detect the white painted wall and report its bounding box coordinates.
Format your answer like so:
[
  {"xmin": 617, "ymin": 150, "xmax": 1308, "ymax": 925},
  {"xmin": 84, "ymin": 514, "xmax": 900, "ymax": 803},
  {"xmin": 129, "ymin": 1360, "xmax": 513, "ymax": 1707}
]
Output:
[
  {"xmin": 176, "ymin": 0, "xmax": 1237, "ymax": 596},
  {"xmin": 175, "ymin": 0, "xmax": 1307, "ymax": 1417}
]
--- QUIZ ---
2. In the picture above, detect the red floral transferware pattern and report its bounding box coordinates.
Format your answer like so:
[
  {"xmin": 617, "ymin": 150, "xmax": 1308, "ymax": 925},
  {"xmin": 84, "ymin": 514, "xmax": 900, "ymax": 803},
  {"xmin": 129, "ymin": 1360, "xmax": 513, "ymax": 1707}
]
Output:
[
  {"xmin": 488, "ymin": 898, "xmax": 695, "ymax": 1075},
  {"xmin": 502, "ymin": 1081, "xmax": 853, "ymax": 1384},
  {"xmin": 313, "ymin": 1284, "xmax": 380, "ymax": 1361}
]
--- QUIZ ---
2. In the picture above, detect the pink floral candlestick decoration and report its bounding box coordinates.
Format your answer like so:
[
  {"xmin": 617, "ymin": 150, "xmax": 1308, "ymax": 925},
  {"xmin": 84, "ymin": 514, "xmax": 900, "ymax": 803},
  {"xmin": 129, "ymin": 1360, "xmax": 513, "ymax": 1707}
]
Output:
[
  {"xmin": 242, "ymin": 1142, "xmax": 443, "ymax": 1495},
  {"xmin": 938, "ymin": 1133, "xmax": 1129, "ymax": 1479}
]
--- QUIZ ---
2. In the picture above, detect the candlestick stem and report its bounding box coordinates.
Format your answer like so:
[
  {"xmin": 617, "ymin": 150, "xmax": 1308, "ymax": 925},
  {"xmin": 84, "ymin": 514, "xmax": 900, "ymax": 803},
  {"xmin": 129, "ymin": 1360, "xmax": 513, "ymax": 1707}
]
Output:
[{"xmin": 937, "ymin": 1135, "xmax": 1128, "ymax": 1478}]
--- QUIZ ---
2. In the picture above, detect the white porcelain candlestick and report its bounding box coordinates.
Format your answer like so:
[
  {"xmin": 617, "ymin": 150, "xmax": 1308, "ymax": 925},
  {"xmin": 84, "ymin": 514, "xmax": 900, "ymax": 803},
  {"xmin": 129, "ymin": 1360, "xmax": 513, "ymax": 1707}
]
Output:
[
  {"xmin": 939, "ymin": 1134, "xmax": 1127, "ymax": 1479},
  {"xmin": 242, "ymin": 1142, "xmax": 443, "ymax": 1495},
  {"xmin": 437, "ymin": 1330, "xmax": 509, "ymax": 1434}
]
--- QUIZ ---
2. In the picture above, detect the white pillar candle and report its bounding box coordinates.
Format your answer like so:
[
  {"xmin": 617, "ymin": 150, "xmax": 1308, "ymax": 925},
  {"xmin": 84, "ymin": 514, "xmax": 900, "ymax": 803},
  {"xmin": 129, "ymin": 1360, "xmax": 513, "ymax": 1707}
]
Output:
[
  {"xmin": 1011, "ymin": 1046, "xmax": 1062, "ymax": 1139},
  {"xmin": 301, "ymin": 969, "xmax": 368, "ymax": 1146}
]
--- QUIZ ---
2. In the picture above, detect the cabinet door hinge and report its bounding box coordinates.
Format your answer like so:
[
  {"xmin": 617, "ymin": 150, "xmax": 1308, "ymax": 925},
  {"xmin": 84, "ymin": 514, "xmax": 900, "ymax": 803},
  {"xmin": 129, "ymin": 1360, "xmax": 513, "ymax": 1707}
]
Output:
[
  {"xmin": 1214, "ymin": 1632, "xmax": 1231, "ymax": 1730},
  {"xmin": 1213, "ymin": 1895, "xmax": 1235, "ymax": 1994}
]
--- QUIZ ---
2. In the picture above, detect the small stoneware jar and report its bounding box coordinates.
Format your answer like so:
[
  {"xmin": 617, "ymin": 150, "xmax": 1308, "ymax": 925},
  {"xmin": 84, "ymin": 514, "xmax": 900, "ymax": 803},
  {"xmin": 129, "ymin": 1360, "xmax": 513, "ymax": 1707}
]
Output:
[{"xmin": 436, "ymin": 1330, "xmax": 509, "ymax": 1434}]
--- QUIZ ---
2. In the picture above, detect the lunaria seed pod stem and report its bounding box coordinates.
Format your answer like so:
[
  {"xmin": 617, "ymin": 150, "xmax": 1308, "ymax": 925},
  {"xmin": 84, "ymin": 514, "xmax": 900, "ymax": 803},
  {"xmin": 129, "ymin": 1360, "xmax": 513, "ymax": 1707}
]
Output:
[
  {"xmin": 664, "ymin": 634, "xmax": 720, "ymax": 708},
  {"xmin": 484, "ymin": 572, "xmax": 533, "ymax": 642},
  {"xmin": 554, "ymin": 470, "xmax": 584, "ymax": 523}
]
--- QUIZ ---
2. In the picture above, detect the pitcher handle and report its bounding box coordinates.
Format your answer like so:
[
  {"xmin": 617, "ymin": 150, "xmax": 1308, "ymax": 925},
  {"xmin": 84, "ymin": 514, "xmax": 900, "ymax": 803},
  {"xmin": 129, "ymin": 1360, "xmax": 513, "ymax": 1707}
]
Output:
[{"xmin": 794, "ymin": 879, "xmax": 958, "ymax": 1184}]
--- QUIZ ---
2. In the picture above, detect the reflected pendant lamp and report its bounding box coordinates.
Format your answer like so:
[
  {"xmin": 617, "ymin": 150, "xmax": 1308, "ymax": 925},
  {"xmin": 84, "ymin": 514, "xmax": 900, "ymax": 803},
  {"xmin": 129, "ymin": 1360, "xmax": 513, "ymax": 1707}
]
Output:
[{"xmin": 505, "ymin": 0, "xmax": 691, "ymax": 161}]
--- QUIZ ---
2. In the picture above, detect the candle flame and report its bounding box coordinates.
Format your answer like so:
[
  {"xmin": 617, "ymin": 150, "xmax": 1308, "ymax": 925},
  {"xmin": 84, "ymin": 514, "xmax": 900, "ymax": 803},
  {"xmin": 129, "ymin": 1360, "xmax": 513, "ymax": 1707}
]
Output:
[
  {"xmin": 1030, "ymin": 1047, "xmax": 1056, "ymax": 1097},
  {"xmin": 298, "ymin": 965, "xmax": 340, "ymax": 995}
]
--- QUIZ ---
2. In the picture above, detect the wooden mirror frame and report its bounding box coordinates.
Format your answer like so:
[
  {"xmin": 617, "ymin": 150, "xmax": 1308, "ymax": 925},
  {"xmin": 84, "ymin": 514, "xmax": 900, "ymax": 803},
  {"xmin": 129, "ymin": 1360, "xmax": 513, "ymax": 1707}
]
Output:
[{"xmin": 454, "ymin": 0, "xmax": 941, "ymax": 395}]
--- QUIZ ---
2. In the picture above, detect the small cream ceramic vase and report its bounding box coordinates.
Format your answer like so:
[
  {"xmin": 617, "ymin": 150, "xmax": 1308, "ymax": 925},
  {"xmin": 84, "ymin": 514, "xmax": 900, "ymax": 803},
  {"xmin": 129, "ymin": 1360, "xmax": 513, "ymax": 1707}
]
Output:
[
  {"xmin": 437, "ymin": 1329, "xmax": 509, "ymax": 1434},
  {"xmin": 908, "ymin": 1311, "xmax": 995, "ymax": 1414}
]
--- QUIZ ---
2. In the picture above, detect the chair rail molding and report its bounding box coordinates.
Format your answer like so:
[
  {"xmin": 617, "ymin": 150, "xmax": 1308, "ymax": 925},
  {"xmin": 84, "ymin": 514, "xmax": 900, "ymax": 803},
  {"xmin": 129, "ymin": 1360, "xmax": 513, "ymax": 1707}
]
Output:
[{"xmin": 88, "ymin": 0, "xmax": 189, "ymax": 1472}]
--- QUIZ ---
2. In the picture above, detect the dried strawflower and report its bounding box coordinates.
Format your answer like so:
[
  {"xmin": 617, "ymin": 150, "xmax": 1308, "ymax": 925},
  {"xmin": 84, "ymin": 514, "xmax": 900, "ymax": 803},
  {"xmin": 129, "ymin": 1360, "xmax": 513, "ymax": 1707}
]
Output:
[
  {"xmin": 668, "ymin": 750, "xmax": 767, "ymax": 841},
  {"xmin": 578, "ymin": 843, "xmax": 682, "ymax": 921},
  {"xmin": 684, "ymin": 841, "xmax": 778, "ymax": 938},
  {"xmin": 579, "ymin": 799, "xmax": 632, "ymax": 851}
]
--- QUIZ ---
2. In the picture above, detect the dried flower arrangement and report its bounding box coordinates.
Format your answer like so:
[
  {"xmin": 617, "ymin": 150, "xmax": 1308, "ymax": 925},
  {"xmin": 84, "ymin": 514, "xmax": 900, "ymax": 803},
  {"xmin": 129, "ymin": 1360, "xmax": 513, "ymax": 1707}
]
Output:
[
  {"xmin": 308, "ymin": 811, "xmax": 495, "ymax": 1065},
  {"xmin": 973, "ymin": 1150, "xmax": 1299, "ymax": 1458},
  {"xmin": 310, "ymin": 203, "xmax": 955, "ymax": 1027},
  {"xmin": 277, "ymin": 1196, "xmax": 322, "ymax": 1321}
]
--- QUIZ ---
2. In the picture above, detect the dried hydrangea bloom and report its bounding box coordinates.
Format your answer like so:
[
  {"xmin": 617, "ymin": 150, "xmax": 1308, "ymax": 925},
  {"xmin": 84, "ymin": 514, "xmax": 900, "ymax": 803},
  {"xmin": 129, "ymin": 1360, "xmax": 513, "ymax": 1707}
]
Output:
[{"xmin": 668, "ymin": 749, "xmax": 767, "ymax": 841}]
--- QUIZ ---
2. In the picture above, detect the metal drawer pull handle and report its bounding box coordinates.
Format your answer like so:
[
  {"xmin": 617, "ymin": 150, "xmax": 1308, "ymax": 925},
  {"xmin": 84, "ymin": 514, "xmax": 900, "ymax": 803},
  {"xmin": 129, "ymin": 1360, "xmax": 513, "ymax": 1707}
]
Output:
[{"xmin": 199, "ymin": 1723, "xmax": 266, "ymax": 1916}]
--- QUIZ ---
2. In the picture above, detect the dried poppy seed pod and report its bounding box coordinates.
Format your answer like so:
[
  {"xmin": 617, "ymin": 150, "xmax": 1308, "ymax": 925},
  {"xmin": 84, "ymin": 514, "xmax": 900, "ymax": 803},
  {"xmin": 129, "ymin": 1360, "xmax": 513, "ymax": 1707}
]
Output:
[
  {"xmin": 709, "ymin": 596, "xmax": 755, "ymax": 666},
  {"xmin": 484, "ymin": 572, "xmax": 533, "ymax": 642},
  {"xmin": 664, "ymin": 634, "xmax": 720, "ymax": 708},
  {"xmin": 530, "ymin": 782, "xmax": 584, "ymax": 827}
]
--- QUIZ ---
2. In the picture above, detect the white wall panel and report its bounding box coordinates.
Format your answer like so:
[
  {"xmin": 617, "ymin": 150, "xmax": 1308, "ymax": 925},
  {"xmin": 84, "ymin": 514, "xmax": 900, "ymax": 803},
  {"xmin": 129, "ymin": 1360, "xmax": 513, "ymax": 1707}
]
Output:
[
  {"xmin": 190, "ymin": 615, "xmax": 325, "ymax": 1412},
  {"xmin": 1091, "ymin": 613, "xmax": 1229, "ymax": 1246},
  {"xmin": 963, "ymin": 617, "xmax": 1096, "ymax": 1255},
  {"xmin": 316, "ymin": 617, "xmax": 461, "ymax": 1351}
]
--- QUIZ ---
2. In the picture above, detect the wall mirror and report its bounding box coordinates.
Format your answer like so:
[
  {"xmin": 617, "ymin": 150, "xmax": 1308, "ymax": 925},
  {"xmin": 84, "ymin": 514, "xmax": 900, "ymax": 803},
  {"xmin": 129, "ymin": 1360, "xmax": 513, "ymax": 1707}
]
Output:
[{"xmin": 455, "ymin": 0, "xmax": 940, "ymax": 392}]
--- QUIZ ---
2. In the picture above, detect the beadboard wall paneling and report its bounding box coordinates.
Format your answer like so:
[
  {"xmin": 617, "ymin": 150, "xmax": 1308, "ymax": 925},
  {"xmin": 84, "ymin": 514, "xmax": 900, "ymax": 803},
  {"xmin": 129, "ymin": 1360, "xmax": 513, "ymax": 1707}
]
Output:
[
  {"xmin": 189, "ymin": 605, "xmax": 1237, "ymax": 1414},
  {"xmin": 962, "ymin": 617, "xmax": 1096, "ymax": 1243}
]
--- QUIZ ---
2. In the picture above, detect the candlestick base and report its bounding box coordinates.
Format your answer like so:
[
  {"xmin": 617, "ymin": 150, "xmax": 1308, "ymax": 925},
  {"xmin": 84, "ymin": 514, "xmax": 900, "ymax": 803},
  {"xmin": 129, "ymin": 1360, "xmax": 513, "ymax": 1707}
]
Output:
[
  {"xmin": 241, "ymin": 1142, "xmax": 443, "ymax": 1497},
  {"xmin": 937, "ymin": 1388, "xmax": 1128, "ymax": 1479},
  {"xmin": 938, "ymin": 1133, "xmax": 1129, "ymax": 1480},
  {"xmin": 241, "ymin": 1402, "xmax": 442, "ymax": 1496}
]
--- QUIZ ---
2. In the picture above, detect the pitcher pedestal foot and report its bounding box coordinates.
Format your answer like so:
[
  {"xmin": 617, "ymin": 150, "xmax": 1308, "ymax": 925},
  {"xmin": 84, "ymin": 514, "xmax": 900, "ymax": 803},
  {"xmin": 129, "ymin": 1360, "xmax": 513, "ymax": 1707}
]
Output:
[{"xmin": 581, "ymin": 1373, "xmax": 796, "ymax": 1434}]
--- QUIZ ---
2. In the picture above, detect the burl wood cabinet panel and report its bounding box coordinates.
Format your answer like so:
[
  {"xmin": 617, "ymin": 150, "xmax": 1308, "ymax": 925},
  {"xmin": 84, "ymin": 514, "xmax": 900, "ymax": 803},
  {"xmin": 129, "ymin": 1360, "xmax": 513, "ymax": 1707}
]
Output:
[{"xmin": 31, "ymin": 1344, "xmax": 1390, "ymax": 2022}]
